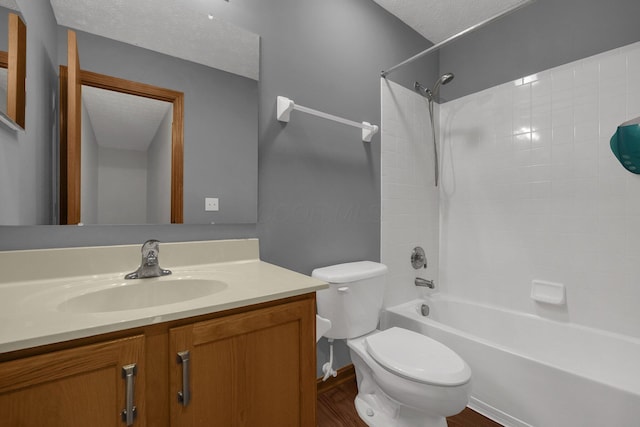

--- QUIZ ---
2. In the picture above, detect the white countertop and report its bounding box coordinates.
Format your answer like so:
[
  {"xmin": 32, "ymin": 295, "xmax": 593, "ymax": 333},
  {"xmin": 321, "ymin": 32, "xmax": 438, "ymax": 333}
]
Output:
[{"xmin": 0, "ymin": 239, "xmax": 327, "ymax": 353}]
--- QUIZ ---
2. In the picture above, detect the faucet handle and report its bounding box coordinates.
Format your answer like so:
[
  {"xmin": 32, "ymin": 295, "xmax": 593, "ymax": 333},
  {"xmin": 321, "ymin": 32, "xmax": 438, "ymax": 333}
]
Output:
[
  {"xmin": 141, "ymin": 239, "xmax": 160, "ymax": 255},
  {"xmin": 411, "ymin": 246, "xmax": 427, "ymax": 269},
  {"xmin": 142, "ymin": 240, "xmax": 161, "ymax": 265}
]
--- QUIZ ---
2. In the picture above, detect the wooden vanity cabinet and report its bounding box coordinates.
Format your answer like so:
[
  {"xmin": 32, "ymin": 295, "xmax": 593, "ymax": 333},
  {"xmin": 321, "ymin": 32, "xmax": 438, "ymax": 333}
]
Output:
[
  {"xmin": 0, "ymin": 294, "xmax": 316, "ymax": 427},
  {"xmin": 0, "ymin": 335, "xmax": 146, "ymax": 427},
  {"xmin": 169, "ymin": 298, "xmax": 316, "ymax": 426}
]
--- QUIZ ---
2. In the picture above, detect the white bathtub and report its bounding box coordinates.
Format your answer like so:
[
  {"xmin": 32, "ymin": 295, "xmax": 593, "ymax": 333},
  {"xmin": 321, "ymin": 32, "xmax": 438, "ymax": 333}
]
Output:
[{"xmin": 381, "ymin": 295, "xmax": 640, "ymax": 427}]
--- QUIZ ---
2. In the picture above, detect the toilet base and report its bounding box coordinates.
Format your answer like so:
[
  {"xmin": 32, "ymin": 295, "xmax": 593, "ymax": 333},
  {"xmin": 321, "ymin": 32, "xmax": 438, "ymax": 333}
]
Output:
[
  {"xmin": 354, "ymin": 393, "xmax": 447, "ymax": 427},
  {"xmin": 348, "ymin": 331, "xmax": 469, "ymax": 427},
  {"xmin": 355, "ymin": 394, "xmax": 394, "ymax": 427}
]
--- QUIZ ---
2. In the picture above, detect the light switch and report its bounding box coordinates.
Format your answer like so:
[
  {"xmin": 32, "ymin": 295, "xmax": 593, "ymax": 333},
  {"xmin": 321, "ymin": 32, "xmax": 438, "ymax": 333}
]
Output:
[{"xmin": 205, "ymin": 197, "xmax": 219, "ymax": 211}]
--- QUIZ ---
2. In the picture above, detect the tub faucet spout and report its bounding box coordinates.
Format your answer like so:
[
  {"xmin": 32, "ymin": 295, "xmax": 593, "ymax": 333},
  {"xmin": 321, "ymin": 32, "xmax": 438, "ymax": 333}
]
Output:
[
  {"xmin": 125, "ymin": 239, "xmax": 172, "ymax": 279},
  {"xmin": 415, "ymin": 277, "xmax": 435, "ymax": 289}
]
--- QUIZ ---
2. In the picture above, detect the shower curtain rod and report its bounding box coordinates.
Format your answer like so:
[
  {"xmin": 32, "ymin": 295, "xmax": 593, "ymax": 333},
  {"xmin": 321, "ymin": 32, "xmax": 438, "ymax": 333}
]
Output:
[{"xmin": 380, "ymin": 0, "xmax": 535, "ymax": 78}]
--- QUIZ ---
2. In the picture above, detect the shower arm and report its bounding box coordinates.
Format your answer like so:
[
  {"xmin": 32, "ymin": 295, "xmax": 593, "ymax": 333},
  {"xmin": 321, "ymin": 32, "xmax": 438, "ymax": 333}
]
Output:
[{"xmin": 380, "ymin": 0, "xmax": 535, "ymax": 78}]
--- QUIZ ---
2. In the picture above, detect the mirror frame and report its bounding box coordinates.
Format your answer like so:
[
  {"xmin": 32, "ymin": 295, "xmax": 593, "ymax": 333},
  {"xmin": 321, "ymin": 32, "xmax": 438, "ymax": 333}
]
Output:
[
  {"xmin": 0, "ymin": 12, "xmax": 26, "ymax": 130},
  {"xmin": 7, "ymin": 12, "xmax": 25, "ymax": 128},
  {"xmin": 59, "ymin": 66, "xmax": 184, "ymax": 224}
]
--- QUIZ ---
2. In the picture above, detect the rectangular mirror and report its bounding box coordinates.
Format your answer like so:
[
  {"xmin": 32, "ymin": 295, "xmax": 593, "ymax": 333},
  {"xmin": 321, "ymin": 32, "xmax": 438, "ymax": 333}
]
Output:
[
  {"xmin": 0, "ymin": 0, "xmax": 259, "ymax": 225},
  {"xmin": 53, "ymin": 0, "xmax": 259, "ymax": 225}
]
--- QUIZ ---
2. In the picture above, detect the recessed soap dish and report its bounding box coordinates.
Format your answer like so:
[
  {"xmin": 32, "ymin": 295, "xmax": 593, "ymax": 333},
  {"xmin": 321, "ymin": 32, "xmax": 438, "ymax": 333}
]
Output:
[{"xmin": 531, "ymin": 280, "xmax": 566, "ymax": 305}]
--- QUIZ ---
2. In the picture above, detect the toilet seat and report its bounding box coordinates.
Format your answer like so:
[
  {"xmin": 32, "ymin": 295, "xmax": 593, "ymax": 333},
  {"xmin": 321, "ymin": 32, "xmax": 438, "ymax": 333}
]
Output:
[{"xmin": 364, "ymin": 327, "xmax": 471, "ymax": 387}]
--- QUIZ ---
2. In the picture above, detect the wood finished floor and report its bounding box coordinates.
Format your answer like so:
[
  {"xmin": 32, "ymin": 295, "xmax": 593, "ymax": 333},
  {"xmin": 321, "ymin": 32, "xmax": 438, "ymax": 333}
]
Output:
[{"xmin": 317, "ymin": 379, "xmax": 502, "ymax": 427}]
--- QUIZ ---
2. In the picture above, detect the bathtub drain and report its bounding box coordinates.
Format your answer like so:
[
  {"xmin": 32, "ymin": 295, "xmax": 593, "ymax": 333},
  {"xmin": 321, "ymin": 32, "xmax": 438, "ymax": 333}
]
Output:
[{"xmin": 420, "ymin": 304, "xmax": 430, "ymax": 316}]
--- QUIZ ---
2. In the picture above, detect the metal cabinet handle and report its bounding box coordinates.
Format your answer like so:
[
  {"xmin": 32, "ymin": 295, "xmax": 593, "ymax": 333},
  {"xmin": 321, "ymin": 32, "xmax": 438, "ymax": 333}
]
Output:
[
  {"xmin": 121, "ymin": 364, "xmax": 138, "ymax": 426},
  {"xmin": 177, "ymin": 350, "xmax": 191, "ymax": 406}
]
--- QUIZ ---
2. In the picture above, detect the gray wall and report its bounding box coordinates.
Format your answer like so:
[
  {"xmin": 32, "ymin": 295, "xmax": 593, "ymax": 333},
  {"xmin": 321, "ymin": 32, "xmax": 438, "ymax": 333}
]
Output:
[
  {"xmin": 80, "ymin": 102, "xmax": 98, "ymax": 223},
  {"xmin": 0, "ymin": 6, "xmax": 11, "ymax": 52},
  {"xmin": 209, "ymin": 0, "xmax": 437, "ymax": 373},
  {"xmin": 212, "ymin": 0, "xmax": 436, "ymax": 273},
  {"xmin": 146, "ymin": 108, "xmax": 172, "ymax": 224},
  {"xmin": 97, "ymin": 147, "xmax": 148, "ymax": 224},
  {"xmin": 439, "ymin": 0, "xmax": 640, "ymax": 101}
]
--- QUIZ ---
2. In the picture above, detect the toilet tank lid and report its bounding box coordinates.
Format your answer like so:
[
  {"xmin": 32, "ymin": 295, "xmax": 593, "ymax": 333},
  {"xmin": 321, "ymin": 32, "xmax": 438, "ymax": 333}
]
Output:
[{"xmin": 312, "ymin": 261, "xmax": 388, "ymax": 283}]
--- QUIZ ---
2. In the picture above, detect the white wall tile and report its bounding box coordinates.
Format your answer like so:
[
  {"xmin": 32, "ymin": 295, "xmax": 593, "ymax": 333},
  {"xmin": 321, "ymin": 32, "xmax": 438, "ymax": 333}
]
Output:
[
  {"xmin": 381, "ymin": 79, "xmax": 439, "ymax": 307},
  {"xmin": 574, "ymin": 60, "xmax": 599, "ymax": 88},
  {"xmin": 552, "ymin": 125, "xmax": 574, "ymax": 145},
  {"xmin": 438, "ymin": 41, "xmax": 640, "ymax": 339}
]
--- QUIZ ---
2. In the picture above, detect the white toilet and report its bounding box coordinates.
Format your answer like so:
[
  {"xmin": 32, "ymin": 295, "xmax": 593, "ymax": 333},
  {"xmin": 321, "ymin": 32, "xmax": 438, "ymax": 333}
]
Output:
[{"xmin": 313, "ymin": 261, "xmax": 471, "ymax": 427}]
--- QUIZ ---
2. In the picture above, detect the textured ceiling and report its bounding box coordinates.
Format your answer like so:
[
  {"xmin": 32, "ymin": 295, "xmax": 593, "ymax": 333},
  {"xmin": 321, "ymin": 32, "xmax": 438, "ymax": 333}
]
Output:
[
  {"xmin": 0, "ymin": 0, "xmax": 19, "ymax": 11},
  {"xmin": 372, "ymin": 0, "xmax": 526, "ymax": 44},
  {"xmin": 49, "ymin": 0, "xmax": 259, "ymax": 80},
  {"xmin": 82, "ymin": 86, "xmax": 172, "ymax": 152}
]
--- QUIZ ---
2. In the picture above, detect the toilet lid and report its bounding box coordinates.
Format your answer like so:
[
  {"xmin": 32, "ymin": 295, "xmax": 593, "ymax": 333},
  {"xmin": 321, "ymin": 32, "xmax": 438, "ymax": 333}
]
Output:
[{"xmin": 364, "ymin": 327, "xmax": 471, "ymax": 386}]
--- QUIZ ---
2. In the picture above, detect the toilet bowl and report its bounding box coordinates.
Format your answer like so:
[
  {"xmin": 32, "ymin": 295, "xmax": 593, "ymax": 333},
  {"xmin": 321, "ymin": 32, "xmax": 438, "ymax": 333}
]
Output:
[
  {"xmin": 348, "ymin": 328, "xmax": 471, "ymax": 427},
  {"xmin": 314, "ymin": 261, "xmax": 471, "ymax": 427}
]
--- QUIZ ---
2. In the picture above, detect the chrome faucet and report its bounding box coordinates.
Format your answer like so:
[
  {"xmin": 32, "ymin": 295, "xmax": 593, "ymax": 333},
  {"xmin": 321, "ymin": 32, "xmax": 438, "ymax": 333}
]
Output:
[
  {"xmin": 415, "ymin": 277, "xmax": 435, "ymax": 289},
  {"xmin": 125, "ymin": 240, "xmax": 172, "ymax": 279}
]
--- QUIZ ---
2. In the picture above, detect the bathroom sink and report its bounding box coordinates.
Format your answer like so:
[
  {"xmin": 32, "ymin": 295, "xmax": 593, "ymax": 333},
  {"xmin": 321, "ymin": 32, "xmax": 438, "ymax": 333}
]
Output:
[{"xmin": 58, "ymin": 277, "xmax": 227, "ymax": 313}]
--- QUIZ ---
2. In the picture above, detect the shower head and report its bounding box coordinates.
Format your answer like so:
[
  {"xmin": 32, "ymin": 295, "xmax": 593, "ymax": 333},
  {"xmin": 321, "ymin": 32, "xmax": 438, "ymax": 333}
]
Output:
[
  {"xmin": 414, "ymin": 73, "xmax": 455, "ymax": 102},
  {"xmin": 437, "ymin": 72, "xmax": 455, "ymax": 86},
  {"xmin": 431, "ymin": 72, "xmax": 455, "ymax": 98}
]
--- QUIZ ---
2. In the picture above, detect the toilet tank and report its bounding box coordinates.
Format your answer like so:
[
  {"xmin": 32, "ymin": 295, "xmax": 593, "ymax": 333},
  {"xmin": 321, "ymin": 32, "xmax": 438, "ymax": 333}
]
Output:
[{"xmin": 313, "ymin": 261, "xmax": 388, "ymax": 339}]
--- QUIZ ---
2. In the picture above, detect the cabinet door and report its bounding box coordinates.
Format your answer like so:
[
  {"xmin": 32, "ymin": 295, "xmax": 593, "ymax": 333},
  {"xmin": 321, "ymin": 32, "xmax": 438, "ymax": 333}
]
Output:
[
  {"xmin": 170, "ymin": 298, "xmax": 316, "ymax": 427},
  {"xmin": 0, "ymin": 335, "xmax": 146, "ymax": 427}
]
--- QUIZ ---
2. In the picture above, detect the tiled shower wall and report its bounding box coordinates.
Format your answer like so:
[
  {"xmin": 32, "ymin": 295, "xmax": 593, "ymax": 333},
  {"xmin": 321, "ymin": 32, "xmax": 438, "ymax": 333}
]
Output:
[
  {"xmin": 380, "ymin": 79, "xmax": 439, "ymax": 307},
  {"xmin": 439, "ymin": 42, "xmax": 640, "ymax": 338}
]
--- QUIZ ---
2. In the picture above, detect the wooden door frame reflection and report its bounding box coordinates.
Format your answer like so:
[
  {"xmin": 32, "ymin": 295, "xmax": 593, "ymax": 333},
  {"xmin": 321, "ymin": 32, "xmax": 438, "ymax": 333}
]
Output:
[{"xmin": 60, "ymin": 66, "xmax": 184, "ymax": 224}]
